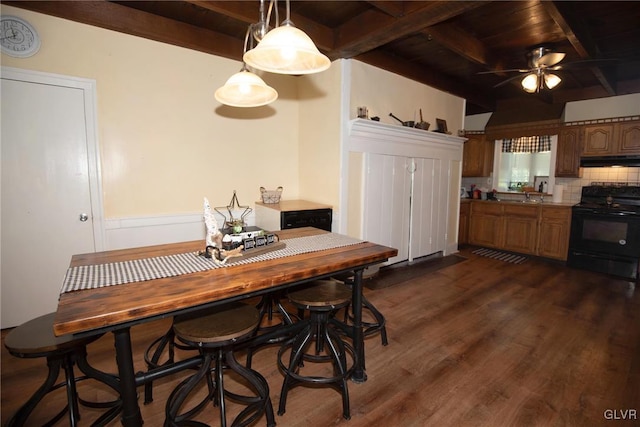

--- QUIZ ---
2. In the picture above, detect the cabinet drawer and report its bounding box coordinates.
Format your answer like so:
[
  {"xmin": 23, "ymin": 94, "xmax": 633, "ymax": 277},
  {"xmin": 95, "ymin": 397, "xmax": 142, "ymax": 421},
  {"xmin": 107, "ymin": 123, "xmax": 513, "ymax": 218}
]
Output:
[
  {"xmin": 471, "ymin": 202, "xmax": 503, "ymax": 215},
  {"xmin": 503, "ymin": 204, "xmax": 538, "ymax": 218},
  {"xmin": 540, "ymin": 206, "xmax": 571, "ymax": 220}
]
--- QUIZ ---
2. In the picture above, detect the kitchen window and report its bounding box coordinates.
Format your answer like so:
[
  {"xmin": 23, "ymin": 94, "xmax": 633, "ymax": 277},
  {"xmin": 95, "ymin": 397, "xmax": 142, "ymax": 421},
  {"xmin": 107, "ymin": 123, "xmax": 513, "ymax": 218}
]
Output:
[{"xmin": 492, "ymin": 135, "xmax": 557, "ymax": 193}]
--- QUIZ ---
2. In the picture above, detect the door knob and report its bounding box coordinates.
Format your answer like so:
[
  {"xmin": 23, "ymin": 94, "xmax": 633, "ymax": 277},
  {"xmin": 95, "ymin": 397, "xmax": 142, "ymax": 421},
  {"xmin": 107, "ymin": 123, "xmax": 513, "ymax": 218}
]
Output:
[{"xmin": 79, "ymin": 213, "xmax": 89, "ymax": 222}]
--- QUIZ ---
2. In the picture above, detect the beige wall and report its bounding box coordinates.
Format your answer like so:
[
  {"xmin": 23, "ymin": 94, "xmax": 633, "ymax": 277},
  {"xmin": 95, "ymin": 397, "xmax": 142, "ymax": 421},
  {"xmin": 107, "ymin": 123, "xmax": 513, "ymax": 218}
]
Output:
[
  {"xmin": 1, "ymin": 5, "xmax": 301, "ymax": 218},
  {"xmin": 350, "ymin": 61, "xmax": 465, "ymax": 134}
]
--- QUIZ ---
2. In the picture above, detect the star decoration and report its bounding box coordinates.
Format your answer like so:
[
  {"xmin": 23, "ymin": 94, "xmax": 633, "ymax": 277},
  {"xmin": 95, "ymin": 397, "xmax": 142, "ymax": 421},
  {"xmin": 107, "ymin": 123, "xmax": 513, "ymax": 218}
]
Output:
[{"xmin": 214, "ymin": 191, "xmax": 252, "ymax": 227}]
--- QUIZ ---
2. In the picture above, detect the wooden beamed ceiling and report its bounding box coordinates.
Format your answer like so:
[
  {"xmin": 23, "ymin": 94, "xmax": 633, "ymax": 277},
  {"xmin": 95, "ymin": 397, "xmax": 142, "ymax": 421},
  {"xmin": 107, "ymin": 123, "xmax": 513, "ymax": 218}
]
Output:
[{"xmin": 6, "ymin": 0, "xmax": 640, "ymax": 115}]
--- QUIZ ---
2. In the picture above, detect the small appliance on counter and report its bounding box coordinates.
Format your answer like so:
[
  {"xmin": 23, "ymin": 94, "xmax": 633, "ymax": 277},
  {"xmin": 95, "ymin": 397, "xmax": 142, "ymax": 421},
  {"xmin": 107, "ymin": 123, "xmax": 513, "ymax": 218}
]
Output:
[{"xmin": 255, "ymin": 200, "xmax": 333, "ymax": 232}]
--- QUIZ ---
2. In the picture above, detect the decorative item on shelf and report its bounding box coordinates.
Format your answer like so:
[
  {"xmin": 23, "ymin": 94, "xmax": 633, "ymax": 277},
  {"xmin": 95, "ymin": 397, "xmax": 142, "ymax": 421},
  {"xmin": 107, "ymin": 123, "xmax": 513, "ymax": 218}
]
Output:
[
  {"xmin": 357, "ymin": 106, "xmax": 368, "ymax": 119},
  {"xmin": 260, "ymin": 186, "xmax": 283, "ymax": 203},
  {"xmin": 389, "ymin": 112, "xmax": 415, "ymax": 127},
  {"xmin": 415, "ymin": 108, "xmax": 430, "ymax": 130},
  {"xmin": 435, "ymin": 118, "xmax": 448, "ymax": 134}
]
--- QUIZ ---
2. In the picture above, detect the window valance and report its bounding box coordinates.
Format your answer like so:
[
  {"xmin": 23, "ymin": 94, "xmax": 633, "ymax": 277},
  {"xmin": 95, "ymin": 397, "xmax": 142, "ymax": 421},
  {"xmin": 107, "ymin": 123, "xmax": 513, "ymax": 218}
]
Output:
[{"xmin": 501, "ymin": 135, "xmax": 551, "ymax": 153}]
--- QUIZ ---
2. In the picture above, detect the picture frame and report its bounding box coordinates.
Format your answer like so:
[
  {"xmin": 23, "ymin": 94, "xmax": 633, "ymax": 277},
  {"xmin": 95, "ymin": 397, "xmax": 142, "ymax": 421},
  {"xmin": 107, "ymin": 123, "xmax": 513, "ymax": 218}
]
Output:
[
  {"xmin": 534, "ymin": 175, "xmax": 549, "ymax": 193},
  {"xmin": 436, "ymin": 118, "xmax": 448, "ymax": 133}
]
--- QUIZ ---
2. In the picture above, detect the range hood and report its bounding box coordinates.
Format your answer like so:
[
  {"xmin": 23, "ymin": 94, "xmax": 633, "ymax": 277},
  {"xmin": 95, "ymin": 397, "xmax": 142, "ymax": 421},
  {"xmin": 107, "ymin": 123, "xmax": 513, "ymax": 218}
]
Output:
[{"xmin": 580, "ymin": 155, "xmax": 640, "ymax": 168}]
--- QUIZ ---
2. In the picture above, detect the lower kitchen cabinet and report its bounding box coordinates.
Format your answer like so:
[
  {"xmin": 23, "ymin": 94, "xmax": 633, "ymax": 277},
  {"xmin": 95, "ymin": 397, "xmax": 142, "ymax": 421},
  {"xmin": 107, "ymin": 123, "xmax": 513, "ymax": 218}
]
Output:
[
  {"xmin": 458, "ymin": 201, "xmax": 470, "ymax": 245},
  {"xmin": 537, "ymin": 205, "xmax": 572, "ymax": 260},
  {"xmin": 469, "ymin": 202, "xmax": 503, "ymax": 248},
  {"xmin": 502, "ymin": 205, "xmax": 538, "ymax": 254},
  {"xmin": 467, "ymin": 201, "xmax": 571, "ymax": 260}
]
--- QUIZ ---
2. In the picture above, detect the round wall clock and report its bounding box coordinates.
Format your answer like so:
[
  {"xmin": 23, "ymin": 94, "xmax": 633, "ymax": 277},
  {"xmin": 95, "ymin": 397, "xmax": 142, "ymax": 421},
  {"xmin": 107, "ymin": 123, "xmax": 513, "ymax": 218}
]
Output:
[{"xmin": 1, "ymin": 15, "xmax": 40, "ymax": 58}]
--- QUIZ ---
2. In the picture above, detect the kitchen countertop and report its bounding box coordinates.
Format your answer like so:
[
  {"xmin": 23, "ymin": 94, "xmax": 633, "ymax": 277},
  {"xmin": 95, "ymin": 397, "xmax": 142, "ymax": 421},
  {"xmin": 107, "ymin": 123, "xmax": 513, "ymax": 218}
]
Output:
[{"xmin": 460, "ymin": 198, "xmax": 574, "ymax": 207}]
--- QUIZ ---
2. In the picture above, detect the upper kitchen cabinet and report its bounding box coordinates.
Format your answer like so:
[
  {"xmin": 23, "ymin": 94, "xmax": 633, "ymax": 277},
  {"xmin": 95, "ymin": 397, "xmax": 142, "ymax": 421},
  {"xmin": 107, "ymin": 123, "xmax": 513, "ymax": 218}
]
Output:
[
  {"xmin": 582, "ymin": 119, "xmax": 640, "ymax": 156},
  {"xmin": 462, "ymin": 133, "xmax": 494, "ymax": 177},
  {"xmin": 555, "ymin": 126, "xmax": 582, "ymax": 178}
]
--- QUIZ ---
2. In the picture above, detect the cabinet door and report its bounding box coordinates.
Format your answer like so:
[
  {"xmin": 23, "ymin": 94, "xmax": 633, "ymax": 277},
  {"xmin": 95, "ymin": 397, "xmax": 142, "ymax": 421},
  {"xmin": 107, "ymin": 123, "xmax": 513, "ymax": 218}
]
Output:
[
  {"xmin": 410, "ymin": 158, "xmax": 448, "ymax": 260},
  {"xmin": 617, "ymin": 121, "xmax": 640, "ymax": 155},
  {"xmin": 555, "ymin": 127, "xmax": 582, "ymax": 177},
  {"xmin": 362, "ymin": 153, "xmax": 411, "ymax": 264},
  {"xmin": 503, "ymin": 217, "xmax": 538, "ymax": 254},
  {"xmin": 462, "ymin": 135, "xmax": 493, "ymax": 177},
  {"xmin": 537, "ymin": 206, "xmax": 571, "ymax": 260},
  {"xmin": 583, "ymin": 124, "xmax": 615, "ymax": 156},
  {"xmin": 469, "ymin": 214, "xmax": 502, "ymax": 248},
  {"xmin": 458, "ymin": 202, "xmax": 470, "ymax": 245}
]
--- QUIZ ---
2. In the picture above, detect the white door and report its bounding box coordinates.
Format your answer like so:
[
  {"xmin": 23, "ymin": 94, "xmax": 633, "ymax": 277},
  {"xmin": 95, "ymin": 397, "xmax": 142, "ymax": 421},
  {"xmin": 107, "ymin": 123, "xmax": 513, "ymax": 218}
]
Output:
[
  {"xmin": 362, "ymin": 153, "xmax": 411, "ymax": 265},
  {"xmin": 1, "ymin": 68, "xmax": 103, "ymax": 328}
]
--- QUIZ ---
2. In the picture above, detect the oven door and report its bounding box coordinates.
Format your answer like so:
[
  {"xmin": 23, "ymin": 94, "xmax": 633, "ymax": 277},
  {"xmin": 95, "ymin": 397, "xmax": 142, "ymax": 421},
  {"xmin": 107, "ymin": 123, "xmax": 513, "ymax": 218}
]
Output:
[{"xmin": 568, "ymin": 209, "xmax": 640, "ymax": 258}]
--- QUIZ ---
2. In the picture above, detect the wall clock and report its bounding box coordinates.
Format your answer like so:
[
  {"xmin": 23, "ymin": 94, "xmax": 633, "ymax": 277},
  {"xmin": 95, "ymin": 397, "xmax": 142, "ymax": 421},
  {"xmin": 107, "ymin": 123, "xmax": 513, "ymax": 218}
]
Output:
[{"xmin": 1, "ymin": 15, "xmax": 40, "ymax": 58}]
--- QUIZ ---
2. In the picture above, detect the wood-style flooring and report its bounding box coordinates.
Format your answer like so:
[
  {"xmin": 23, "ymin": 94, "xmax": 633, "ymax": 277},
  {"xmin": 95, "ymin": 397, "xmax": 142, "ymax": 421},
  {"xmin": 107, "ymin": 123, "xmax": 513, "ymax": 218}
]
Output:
[{"xmin": 2, "ymin": 247, "xmax": 639, "ymax": 426}]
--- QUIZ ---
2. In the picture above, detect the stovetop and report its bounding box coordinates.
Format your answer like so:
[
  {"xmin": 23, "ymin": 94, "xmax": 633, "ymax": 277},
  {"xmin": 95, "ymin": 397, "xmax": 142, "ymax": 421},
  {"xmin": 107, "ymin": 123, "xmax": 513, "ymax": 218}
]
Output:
[{"xmin": 575, "ymin": 182, "xmax": 640, "ymax": 215}]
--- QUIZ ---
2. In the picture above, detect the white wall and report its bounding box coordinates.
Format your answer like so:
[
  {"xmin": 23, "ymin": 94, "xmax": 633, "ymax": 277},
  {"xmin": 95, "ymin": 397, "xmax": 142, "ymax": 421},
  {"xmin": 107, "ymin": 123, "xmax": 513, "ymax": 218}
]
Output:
[{"xmin": 564, "ymin": 93, "xmax": 640, "ymax": 122}]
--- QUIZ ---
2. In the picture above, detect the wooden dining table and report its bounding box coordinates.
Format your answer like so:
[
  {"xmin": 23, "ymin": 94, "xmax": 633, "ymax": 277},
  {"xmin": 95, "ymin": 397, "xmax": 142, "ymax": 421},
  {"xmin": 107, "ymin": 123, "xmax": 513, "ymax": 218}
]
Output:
[{"xmin": 53, "ymin": 227, "xmax": 397, "ymax": 427}]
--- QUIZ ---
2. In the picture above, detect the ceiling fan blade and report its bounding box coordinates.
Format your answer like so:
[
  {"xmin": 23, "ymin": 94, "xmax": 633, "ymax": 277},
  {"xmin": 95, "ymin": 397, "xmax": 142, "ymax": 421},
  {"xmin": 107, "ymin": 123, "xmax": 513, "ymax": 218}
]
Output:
[
  {"xmin": 551, "ymin": 58, "xmax": 619, "ymax": 70},
  {"xmin": 536, "ymin": 52, "xmax": 565, "ymax": 67},
  {"xmin": 493, "ymin": 73, "xmax": 528, "ymax": 88},
  {"xmin": 477, "ymin": 68, "xmax": 529, "ymax": 75}
]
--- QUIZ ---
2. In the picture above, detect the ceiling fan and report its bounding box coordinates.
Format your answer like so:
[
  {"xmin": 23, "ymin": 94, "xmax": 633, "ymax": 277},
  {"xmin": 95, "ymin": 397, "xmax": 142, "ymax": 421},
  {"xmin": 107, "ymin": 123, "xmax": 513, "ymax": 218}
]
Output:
[{"xmin": 480, "ymin": 46, "xmax": 614, "ymax": 93}]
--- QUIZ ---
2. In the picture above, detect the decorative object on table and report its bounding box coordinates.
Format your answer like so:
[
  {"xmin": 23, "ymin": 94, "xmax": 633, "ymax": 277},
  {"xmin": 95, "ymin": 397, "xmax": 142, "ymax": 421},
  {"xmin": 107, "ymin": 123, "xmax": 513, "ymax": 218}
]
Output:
[
  {"xmin": 260, "ymin": 186, "xmax": 283, "ymax": 203},
  {"xmin": 389, "ymin": 112, "xmax": 415, "ymax": 128},
  {"xmin": 435, "ymin": 118, "xmax": 448, "ymax": 133},
  {"xmin": 415, "ymin": 109, "xmax": 430, "ymax": 130},
  {"xmin": 215, "ymin": 190, "xmax": 252, "ymax": 229},
  {"xmin": 203, "ymin": 197, "xmax": 223, "ymax": 249}
]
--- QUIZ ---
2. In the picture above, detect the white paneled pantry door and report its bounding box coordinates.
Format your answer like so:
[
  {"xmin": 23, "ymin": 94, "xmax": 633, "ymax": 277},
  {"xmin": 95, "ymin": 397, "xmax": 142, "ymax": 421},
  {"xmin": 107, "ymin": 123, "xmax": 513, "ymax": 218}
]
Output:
[{"xmin": 1, "ymin": 67, "xmax": 103, "ymax": 328}]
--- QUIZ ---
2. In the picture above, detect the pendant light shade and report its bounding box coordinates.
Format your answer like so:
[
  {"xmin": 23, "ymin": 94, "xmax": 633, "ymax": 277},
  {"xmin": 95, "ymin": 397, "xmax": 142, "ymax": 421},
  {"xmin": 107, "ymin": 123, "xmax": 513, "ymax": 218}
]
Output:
[
  {"xmin": 215, "ymin": 69, "xmax": 278, "ymax": 107},
  {"xmin": 243, "ymin": 22, "xmax": 330, "ymax": 74}
]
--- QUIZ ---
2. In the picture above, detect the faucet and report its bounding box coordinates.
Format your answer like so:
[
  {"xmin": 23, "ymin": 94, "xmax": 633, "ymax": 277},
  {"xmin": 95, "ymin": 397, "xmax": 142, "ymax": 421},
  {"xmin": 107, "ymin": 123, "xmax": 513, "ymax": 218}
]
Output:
[{"xmin": 524, "ymin": 192, "xmax": 531, "ymax": 202}]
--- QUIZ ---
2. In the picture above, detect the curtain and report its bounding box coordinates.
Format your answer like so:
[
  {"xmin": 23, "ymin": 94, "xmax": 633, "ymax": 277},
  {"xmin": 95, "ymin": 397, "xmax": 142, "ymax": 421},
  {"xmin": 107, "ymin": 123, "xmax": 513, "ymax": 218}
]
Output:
[{"xmin": 501, "ymin": 135, "xmax": 551, "ymax": 153}]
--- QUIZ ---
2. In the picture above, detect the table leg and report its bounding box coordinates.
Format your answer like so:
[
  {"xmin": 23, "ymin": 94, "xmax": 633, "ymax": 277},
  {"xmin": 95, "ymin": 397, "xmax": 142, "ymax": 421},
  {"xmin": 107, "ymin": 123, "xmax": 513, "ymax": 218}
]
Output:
[
  {"xmin": 113, "ymin": 328, "xmax": 143, "ymax": 427},
  {"xmin": 350, "ymin": 268, "xmax": 367, "ymax": 383}
]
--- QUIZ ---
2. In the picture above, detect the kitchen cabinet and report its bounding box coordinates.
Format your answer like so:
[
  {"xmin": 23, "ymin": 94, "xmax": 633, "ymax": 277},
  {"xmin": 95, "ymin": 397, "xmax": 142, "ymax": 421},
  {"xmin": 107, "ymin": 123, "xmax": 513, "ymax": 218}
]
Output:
[
  {"xmin": 617, "ymin": 121, "xmax": 640, "ymax": 154},
  {"xmin": 555, "ymin": 126, "xmax": 582, "ymax": 178},
  {"xmin": 468, "ymin": 201, "xmax": 572, "ymax": 260},
  {"xmin": 462, "ymin": 134, "xmax": 494, "ymax": 177},
  {"xmin": 537, "ymin": 205, "xmax": 572, "ymax": 260},
  {"xmin": 502, "ymin": 205, "xmax": 538, "ymax": 255},
  {"xmin": 469, "ymin": 203, "xmax": 503, "ymax": 248},
  {"xmin": 458, "ymin": 201, "xmax": 470, "ymax": 245},
  {"xmin": 582, "ymin": 120, "xmax": 640, "ymax": 156}
]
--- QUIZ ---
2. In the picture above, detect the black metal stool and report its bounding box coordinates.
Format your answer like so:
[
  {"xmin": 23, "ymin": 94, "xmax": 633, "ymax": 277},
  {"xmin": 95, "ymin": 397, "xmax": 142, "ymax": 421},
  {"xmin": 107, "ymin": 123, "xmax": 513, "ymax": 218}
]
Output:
[
  {"xmin": 4, "ymin": 312, "xmax": 122, "ymax": 427},
  {"xmin": 277, "ymin": 280, "xmax": 354, "ymax": 420},
  {"xmin": 165, "ymin": 302, "xmax": 276, "ymax": 427},
  {"xmin": 333, "ymin": 272, "xmax": 388, "ymax": 346}
]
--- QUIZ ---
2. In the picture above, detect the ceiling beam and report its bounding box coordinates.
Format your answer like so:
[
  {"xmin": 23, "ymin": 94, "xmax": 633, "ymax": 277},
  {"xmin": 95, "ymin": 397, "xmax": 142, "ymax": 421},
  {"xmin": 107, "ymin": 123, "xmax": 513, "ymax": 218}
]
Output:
[
  {"xmin": 543, "ymin": 1, "xmax": 616, "ymax": 96},
  {"xmin": 424, "ymin": 23, "xmax": 497, "ymax": 70},
  {"xmin": 5, "ymin": 0, "xmax": 244, "ymax": 61},
  {"xmin": 330, "ymin": 1, "xmax": 488, "ymax": 59}
]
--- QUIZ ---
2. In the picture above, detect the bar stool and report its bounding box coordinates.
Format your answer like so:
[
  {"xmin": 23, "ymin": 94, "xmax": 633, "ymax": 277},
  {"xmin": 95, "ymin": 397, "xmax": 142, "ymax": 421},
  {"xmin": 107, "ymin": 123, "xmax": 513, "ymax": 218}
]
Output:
[
  {"xmin": 277, "ymin": 280, "xmax": 354, "ymax": 420},
  {"xmin": 4, "ymin": 312, "xmax": 122, "ymax": 427},
  {"xmin": 165, "ymin": 302, "xmax": 275, "ymax": 427},
  {"xmin": 333, "ymin": 272, "xmax": 389, "ymax": 346}
]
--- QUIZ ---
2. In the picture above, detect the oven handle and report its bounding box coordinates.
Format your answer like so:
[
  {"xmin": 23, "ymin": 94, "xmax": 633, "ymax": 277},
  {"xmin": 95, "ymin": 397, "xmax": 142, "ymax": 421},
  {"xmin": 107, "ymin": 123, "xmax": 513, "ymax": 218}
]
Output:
[{"xmin": 569, "ymin": 250, "xmax": 638, "ymax": 262}]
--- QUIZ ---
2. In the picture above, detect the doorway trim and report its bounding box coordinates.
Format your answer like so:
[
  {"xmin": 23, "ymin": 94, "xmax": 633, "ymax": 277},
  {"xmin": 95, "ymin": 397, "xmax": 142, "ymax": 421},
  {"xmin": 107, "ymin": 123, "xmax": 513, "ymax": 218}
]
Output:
[{"xmin": 2, "ymin": 66, "xmax": 105, "ymax": 250}]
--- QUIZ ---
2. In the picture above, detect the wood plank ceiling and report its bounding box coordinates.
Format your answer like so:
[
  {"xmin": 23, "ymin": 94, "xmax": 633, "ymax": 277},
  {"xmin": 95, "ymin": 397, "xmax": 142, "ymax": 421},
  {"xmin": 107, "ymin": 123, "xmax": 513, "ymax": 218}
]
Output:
[{"xmin": 7, "ymin": 0, "xmax": 640, "ymax": 116}]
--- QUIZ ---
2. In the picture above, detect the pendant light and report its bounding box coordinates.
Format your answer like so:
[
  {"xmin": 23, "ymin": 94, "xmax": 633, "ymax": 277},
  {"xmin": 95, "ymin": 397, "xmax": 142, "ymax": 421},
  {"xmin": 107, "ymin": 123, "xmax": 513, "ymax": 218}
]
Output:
[
  {"xmin": 521, "ymin": 70, "xmax": 562, "ymax": 93},
  {"xmin": 243, "ymin": 0, "xmax": 330, "ymax": 75},
  {"xmin": 215, "ymin": 25, "xmax": 278, "ymax": 107}
]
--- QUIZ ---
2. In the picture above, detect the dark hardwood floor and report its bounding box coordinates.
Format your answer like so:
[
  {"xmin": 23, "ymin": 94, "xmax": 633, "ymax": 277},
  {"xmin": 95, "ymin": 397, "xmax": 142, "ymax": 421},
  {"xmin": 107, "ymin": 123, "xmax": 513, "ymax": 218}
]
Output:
[{"xmin": 2, "ymin": 247, "xmax": 639, "ymax": 426}]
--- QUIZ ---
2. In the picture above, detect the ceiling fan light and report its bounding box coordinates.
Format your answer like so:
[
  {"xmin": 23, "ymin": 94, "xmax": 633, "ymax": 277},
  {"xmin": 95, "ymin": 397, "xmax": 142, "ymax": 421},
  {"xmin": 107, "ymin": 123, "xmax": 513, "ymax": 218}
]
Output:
[
  {"xmin": 521, "ymin": 73, "xmax": 538, "ymax": 93},
  {"xmin": 544, "ymin": 73, "xmax": 562, "ymax": 89},
  {"xmin": 243, "ymin": 23, "xmax": 330, "ymax": 74},
  {"xmin": 214, "ymin": 70, "xmax": 278, "ymax": 107}
]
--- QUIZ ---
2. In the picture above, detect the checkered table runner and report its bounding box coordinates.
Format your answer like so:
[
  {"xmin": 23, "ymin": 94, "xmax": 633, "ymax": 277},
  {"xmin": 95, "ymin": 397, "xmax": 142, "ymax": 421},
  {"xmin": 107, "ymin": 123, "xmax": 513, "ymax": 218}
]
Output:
[{"xmin": 60, "ymin": 233, "xmax": 364, "ymax": 294}]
